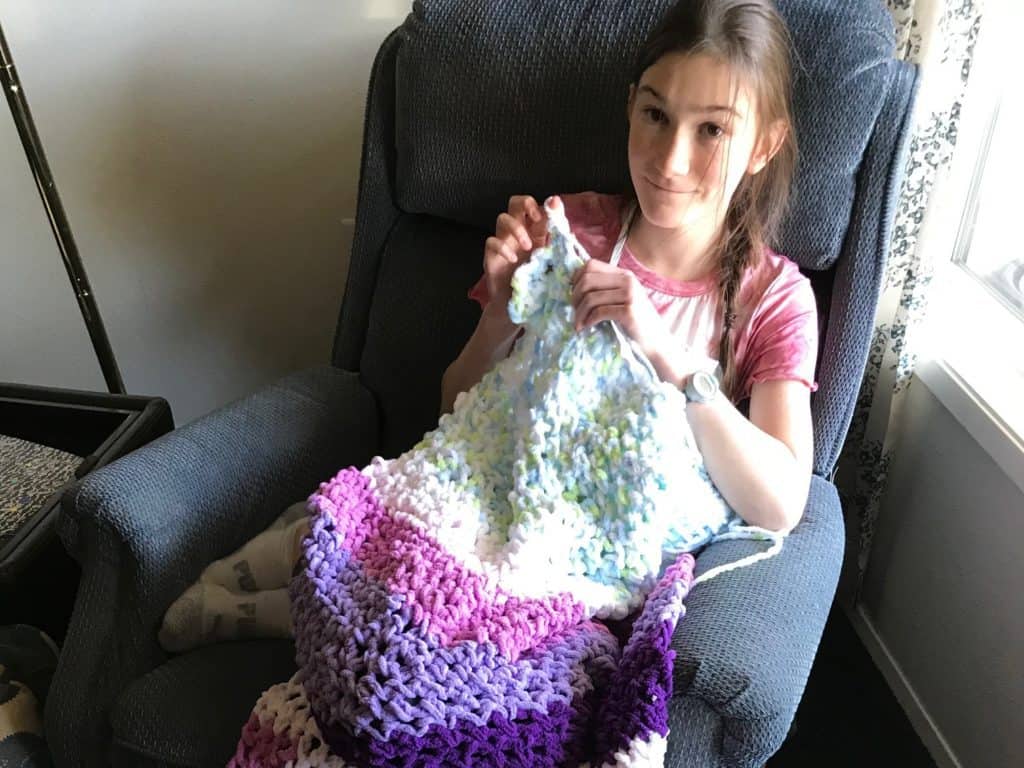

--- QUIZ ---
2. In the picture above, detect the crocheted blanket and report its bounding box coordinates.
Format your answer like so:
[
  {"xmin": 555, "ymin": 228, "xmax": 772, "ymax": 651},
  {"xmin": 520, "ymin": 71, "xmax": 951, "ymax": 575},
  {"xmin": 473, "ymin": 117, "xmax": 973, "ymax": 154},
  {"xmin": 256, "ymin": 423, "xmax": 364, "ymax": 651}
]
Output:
[{"xmin": 229, "ymin": 207, "xmax": 781, "ymax": 767}]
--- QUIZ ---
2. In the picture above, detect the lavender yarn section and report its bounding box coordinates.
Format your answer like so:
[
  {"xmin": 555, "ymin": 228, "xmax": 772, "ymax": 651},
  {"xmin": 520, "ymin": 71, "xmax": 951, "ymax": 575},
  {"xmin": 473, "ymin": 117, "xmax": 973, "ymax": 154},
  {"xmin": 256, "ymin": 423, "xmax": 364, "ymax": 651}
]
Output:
[
  {"xmin": 291, "ymin": 469, "xmax": 622, "ymax": 743},
  {"xmin": 285, "ymin": 466, "xmax": 695, "ymax": 764}
]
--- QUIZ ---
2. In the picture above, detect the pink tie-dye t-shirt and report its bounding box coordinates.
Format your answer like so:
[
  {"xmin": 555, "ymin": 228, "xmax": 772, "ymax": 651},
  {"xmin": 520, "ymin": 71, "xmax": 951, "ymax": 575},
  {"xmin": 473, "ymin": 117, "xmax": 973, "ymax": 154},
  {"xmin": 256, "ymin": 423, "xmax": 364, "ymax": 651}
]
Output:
[{"xmin": 470, "ymin": 192, "xmax": 818, "ymax": 402}]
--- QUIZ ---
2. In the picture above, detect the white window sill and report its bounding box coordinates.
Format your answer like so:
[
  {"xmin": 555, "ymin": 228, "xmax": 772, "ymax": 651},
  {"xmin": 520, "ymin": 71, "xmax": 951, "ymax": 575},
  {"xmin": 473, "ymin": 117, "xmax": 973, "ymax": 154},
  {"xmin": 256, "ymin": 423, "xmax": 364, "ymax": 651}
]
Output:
[{"xmin": 917, "ymin": 264, "xmax": 1024, "ymax": 495}]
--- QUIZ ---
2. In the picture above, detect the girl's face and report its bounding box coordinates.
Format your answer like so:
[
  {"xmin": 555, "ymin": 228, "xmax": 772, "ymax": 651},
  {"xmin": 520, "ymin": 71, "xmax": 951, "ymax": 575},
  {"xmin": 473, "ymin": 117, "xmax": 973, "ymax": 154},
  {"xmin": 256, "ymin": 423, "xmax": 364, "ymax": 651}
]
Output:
[{"xmin": 627, "ymin": 52, "xmax": 778, "ymax": 233}]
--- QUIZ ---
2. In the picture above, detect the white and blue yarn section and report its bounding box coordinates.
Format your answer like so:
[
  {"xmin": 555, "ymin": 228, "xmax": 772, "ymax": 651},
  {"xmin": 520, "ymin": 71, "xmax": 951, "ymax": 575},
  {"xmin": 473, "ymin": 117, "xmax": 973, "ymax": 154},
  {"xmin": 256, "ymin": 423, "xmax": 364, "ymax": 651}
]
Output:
[
  {"xmin": 372, "ymin": 203, "xmax": 783, "ymax": 621},
  {"xmin": 505, "ymin": 205, "xmax": 780, "ymax": 600}
]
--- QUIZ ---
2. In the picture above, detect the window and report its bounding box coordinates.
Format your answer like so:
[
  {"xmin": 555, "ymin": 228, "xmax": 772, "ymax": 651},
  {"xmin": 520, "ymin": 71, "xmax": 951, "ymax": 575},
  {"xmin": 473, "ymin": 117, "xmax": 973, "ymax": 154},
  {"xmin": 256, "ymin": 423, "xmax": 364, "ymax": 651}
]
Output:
[
  {"xmin": 950, "ymin": 79, "xmax": 1024, "ymax": 322},
  {"xmin": 918, "ymin": 2, "xmax": 1024, "ymax": 486}
]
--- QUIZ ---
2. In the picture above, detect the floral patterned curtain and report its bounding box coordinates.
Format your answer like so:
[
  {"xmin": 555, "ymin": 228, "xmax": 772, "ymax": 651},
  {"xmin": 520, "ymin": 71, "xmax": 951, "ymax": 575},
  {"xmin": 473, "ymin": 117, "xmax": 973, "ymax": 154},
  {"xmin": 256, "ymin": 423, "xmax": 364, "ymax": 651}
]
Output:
[{"xmin": 836, "ymin": 0, "xmax": 986, "ymax": 597}]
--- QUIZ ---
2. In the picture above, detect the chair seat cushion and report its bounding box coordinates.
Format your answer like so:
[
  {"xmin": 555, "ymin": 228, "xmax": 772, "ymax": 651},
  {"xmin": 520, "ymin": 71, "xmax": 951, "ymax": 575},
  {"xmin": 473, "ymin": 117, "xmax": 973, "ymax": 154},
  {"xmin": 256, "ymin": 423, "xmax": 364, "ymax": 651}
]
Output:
[{"xmin": 110, "ymin": 640, "xmax": 296, "ymax": 768}]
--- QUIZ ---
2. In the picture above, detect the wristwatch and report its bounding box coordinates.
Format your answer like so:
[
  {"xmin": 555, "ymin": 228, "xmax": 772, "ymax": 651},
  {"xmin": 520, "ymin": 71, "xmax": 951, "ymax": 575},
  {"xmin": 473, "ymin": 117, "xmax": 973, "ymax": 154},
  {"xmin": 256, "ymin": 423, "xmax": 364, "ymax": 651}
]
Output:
[{"xmin": 683, "ymin": 369, "xmax": 720, "ymax": 404}]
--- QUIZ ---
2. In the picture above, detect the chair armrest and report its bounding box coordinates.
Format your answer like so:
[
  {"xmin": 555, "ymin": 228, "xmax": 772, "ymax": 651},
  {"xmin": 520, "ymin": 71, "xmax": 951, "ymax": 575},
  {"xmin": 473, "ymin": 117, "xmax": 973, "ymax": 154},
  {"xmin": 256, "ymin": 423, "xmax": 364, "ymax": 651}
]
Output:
[
  {"xmin": 665, "ymin": 476, "xmax": 845, "ymax": 768},
  {"xmin": 45, "ymin": 365, "xmax": 378, "ymax": 768},
  {"xmin": 811, "ymin": 59, "xmax": 919, "ymax": 477}
]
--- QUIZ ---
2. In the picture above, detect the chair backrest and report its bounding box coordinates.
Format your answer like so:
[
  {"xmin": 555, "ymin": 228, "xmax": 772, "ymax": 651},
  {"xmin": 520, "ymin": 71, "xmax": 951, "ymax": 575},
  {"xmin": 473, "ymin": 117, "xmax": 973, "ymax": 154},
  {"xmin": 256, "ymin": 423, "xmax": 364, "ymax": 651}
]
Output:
[{"xmin": 334, "ymin": 0, "xmax": 918, "ymax": 475}]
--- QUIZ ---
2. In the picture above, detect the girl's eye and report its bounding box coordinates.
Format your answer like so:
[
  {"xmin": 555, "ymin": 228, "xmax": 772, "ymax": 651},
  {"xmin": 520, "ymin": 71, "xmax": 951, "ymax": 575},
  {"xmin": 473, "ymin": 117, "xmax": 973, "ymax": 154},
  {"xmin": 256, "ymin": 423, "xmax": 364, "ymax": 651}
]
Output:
[
  {"xmin": 642, "ymin": 106, "xmax": 668, "ymax": 125},
  {"xmin": 701, "ymin": 123, "xmax": 725, "ymax": 139}
]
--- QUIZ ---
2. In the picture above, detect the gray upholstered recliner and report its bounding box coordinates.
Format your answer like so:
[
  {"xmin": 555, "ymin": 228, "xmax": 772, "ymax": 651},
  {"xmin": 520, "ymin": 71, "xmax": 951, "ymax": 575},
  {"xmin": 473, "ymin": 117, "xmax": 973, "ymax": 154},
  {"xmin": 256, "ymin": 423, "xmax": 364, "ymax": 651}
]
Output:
[{"xmin": 44, "ymin": 1, "xmax": 917, "ymax": 766}]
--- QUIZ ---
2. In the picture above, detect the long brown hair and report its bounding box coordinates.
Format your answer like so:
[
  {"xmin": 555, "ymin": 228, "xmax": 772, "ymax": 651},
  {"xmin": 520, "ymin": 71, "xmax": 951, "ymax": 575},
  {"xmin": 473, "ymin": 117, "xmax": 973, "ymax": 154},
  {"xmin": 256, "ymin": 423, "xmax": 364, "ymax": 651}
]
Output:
[{"xmin": 631, "ymin": 0, "xmax": 797, "ymax": 401}]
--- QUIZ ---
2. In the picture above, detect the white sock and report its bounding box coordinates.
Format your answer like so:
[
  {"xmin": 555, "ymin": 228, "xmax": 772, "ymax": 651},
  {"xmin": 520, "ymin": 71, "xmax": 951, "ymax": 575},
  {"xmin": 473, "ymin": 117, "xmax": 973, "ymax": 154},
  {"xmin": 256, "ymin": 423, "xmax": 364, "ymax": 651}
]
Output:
[
  {"xmin": 158, "ymin": 583, "xmax": 294, "ymax": 652},
  {"xmin": 200, "ymin": 504, "xmax": 310, "ymax": 592},
  {"xmin": 0, "ymin": 679, "xmax": 41, "ymax": 738},
  {"xmin": 158, "ymin": 501, "xmax": 311, "ymax": 652}
]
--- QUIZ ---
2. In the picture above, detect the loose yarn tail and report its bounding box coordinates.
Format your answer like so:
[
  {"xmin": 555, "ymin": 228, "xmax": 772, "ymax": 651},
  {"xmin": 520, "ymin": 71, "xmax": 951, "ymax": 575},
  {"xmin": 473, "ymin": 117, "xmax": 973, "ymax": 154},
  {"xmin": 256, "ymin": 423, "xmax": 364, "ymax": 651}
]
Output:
[{"xmin": 692, "ymin": 526, "xmax": 785, "ymax": 586}]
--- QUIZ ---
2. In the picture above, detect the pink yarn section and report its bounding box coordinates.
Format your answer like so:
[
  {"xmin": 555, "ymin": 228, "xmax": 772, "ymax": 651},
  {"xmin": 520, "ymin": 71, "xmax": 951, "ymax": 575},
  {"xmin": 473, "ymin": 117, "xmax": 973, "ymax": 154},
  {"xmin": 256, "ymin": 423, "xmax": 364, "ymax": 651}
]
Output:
[
  {"xmin": 311, "ymin": 467, "xmax": 587, "ymax": 661},
  {"xmin": 228, "ymin": 712, "xmax": 298, "ymax": 768},
  {"xmin": 657, "ymin": 556, "xmax": 695, "ymax": 592}
]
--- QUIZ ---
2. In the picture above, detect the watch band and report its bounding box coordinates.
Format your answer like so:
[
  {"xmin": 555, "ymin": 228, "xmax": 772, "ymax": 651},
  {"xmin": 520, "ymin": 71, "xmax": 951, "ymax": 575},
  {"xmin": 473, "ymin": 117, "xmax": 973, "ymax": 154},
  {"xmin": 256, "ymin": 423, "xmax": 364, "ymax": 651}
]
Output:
[{"xmin": 684, "ymin": 369, "xmax": 720, "ymax": 404}]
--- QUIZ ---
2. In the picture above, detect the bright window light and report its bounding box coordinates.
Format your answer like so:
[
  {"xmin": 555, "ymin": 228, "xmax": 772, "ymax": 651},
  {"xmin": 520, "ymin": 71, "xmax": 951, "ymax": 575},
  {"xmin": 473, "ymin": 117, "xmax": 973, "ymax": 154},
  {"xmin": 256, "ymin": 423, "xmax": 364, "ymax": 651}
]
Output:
[
  {"xmin": 918, "ymin": 4, "xmax": 1024, "ymax": 454},
  {"xmin": 953, "ymin": 84, "xmax": 1024, "ymax": 319}
]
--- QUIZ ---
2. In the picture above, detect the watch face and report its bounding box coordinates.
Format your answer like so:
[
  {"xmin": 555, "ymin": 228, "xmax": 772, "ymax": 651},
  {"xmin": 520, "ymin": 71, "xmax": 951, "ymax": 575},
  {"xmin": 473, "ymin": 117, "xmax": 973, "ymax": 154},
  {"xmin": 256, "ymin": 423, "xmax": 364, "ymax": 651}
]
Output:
[{"xmin": 693, "ymin": 370, "xmax": 718, "ymax": 399}]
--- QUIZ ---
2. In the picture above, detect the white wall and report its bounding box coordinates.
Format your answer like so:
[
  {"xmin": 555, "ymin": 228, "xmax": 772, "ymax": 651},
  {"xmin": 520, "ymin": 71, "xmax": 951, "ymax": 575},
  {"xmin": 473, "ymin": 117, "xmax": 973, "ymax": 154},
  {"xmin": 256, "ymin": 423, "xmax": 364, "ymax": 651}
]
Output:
[
  {"xmin": 0, "ymin": 1, "xmax": 410, "ymax": 425},
  {"xmin": 859, "ymin": 375, "xmax": 1024, "ymax": 768}
]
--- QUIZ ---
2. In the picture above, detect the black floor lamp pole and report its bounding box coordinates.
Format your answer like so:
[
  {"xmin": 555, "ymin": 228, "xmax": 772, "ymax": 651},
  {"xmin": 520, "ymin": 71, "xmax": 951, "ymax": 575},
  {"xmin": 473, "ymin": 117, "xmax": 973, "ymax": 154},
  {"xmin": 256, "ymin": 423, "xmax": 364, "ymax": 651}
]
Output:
[{"xmin": 1, "ymin": 21, "xmax": 125, "ymax": 395}]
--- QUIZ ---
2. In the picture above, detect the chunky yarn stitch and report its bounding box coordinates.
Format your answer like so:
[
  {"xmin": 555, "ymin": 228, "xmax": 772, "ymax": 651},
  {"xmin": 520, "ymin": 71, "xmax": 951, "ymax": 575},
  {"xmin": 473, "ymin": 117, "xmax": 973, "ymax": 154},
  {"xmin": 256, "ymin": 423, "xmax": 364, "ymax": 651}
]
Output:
[{"xmin": 230, "ymin": 205, "xmax": 782, "ymax": 767}]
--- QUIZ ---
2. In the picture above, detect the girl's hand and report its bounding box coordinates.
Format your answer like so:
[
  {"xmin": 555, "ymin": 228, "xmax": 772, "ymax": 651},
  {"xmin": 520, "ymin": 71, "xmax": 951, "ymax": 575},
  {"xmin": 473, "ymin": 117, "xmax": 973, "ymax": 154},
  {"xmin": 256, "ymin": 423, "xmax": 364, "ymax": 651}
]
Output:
[
  {"xmin": 483, "ymin": 195, "xmax": 559, "ymax": 310},
  {"xmin": 571, "ymin": 259, "xmax": 683, "ymax": 387}
]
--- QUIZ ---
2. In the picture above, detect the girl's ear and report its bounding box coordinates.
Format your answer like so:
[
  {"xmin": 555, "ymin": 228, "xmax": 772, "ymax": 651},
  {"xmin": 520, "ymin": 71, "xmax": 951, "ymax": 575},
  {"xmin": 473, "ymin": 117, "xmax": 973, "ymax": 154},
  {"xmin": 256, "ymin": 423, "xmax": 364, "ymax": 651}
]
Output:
[
  {"xmin": 748, "ymin": 119, "xmax": 787, "ymax": 175},
  {"xmin": 626, "ymin": 84, "xmax": 636, "ymax": 121}
]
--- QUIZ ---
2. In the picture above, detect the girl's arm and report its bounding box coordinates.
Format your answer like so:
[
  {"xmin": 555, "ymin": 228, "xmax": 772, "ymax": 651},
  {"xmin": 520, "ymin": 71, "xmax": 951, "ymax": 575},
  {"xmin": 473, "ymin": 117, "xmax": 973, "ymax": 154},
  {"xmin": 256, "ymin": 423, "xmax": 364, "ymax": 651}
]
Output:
[
  {"xmin": 571, "ymin": 259, "xmax": 814, "ymax": 532},
  {"xmin": 440, "ymin": 302, "xmax": 520, "ymax": 415},
  {"xmin": 443, "ymin": 195, "xmax": 558, "ymax": 415},
  {"xmin": 684, "ymin": 378, "xmax": 813, "ymax": 533}
]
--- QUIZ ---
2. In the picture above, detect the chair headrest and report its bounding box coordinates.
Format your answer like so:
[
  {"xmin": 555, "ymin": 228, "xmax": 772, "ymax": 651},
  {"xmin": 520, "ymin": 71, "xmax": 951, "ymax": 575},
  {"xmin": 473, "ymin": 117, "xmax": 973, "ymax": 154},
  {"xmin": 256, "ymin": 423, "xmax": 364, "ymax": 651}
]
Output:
[{"xmin": 393, "ymin": 0, "xmax": 895, "ymax": 270}]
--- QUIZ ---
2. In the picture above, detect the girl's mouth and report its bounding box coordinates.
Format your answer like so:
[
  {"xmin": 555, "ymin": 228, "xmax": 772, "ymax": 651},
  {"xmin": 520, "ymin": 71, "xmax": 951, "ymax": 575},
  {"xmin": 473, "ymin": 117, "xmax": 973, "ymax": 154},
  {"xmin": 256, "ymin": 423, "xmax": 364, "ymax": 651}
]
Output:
[{"xmin": 645, "ymin": 177, "xmax": 695, "ymax": 195}]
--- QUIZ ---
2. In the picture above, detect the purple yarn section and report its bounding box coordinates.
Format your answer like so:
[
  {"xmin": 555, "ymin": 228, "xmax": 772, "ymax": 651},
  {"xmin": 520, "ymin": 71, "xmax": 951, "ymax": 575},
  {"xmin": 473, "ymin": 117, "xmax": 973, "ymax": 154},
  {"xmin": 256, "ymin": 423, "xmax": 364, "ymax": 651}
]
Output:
[
  {"xmin": 592, "ymin": 555, "xmax": 694, "ymax": 762},
  {"xmin": 321, "ymin": 694, "xmax": 601, "ymax": 767},
  {"xmin": 281, "ymin": 468, "xmax": 695, "ymax": 765}
]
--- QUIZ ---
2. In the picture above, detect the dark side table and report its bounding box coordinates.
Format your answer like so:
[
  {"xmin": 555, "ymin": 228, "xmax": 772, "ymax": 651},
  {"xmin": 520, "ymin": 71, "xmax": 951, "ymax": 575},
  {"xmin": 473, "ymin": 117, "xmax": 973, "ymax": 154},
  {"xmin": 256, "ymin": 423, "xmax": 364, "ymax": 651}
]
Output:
[{"xmin": 0, "ymin": 383, "xmax": 173, "ymax": 641}]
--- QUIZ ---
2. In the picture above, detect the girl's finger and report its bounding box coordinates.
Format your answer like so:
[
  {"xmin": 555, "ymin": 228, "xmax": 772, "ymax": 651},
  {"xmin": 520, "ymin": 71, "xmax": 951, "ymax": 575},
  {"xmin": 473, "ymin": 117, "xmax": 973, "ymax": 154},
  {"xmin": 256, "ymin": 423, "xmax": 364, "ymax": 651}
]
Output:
[
  {"xmin": 499, "ymin": 240, "xmax": 519, "ymax": 264},
  {"xmin": 574, "ymin": 288, "xmax": 629, "ymax": 329},
  {"xmin": 508, "ymin": 195, "xmax": 533, "ymax": 219},
  {"xmin": 573, "ymin": 268, "xmax": 629, "ymax": 294},
  {"xmin": 508, "ymin": 196, "xmax": 544, "ymax": 237},
  {"xmin": 497, "ymin": 213, "xmax": 533, "ymax": 251},
  {"xmin": 528, "ymin": 221, "xmax": 549, "ymax": 248},
  {"xmin": 573, "ymin": 286, "xmax": 629, "ymax": 311},
  {"xmin": 580, "ymin": 257, "xmax": 620, "ymax": 274},
  {"xmin": 501, "ymin": 240, "xmax": 520, "ymax": 264},
  {"xmin": 484, "ymin": 237, "xmax": 501, "ymax": 267},
  {"xmin": 572, "ymin": 260, "xmax": 607, "ymax": 286},
  {"xmin": 525, "ymin": 196, "xmax": 543, "ymax": 223},
  {"xmin": 580, "ymin": 303, "xmax": 627, "ymax": 330},
  {"xmin": 485, "ymin": 237, "xmax": 518, "ymax": 265}
]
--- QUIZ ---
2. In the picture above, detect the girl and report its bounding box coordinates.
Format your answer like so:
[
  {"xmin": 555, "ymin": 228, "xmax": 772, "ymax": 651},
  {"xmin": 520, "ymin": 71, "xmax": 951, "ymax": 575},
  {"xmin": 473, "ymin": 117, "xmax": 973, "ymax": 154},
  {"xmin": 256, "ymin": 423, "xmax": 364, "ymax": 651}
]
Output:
[{"xmin": 442, "ymin": 0, "xmax": 816, "ymax": 535}]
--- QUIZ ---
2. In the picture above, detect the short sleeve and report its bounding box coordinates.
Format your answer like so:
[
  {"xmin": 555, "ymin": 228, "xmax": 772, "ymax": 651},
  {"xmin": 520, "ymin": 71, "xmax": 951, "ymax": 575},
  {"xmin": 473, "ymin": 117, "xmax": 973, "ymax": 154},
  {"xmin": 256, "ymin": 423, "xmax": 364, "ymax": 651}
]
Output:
[
  {"xmin": 468, "ymin": 273, "xmax": 490, "ymax": 309},
  {"xmin": 739, "ymin": 263, "xmax": 819, "ymax": 399}
]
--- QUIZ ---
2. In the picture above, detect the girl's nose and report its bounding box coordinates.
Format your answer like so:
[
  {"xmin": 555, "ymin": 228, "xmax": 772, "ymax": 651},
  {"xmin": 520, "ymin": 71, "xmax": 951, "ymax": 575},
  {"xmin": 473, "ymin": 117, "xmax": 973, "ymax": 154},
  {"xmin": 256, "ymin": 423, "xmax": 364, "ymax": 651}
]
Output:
[{"xmin": 657, "ymin": 130, "xmax": 692, "ymax": 178}]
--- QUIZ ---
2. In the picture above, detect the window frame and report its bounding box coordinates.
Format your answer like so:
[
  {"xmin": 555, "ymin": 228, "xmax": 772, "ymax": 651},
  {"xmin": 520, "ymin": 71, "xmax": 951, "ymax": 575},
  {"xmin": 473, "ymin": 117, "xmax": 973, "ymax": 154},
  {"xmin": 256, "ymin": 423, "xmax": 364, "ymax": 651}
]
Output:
[{"xmin": 915, "ymin": 0, "xmax": 1024, "ymax": 491}]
